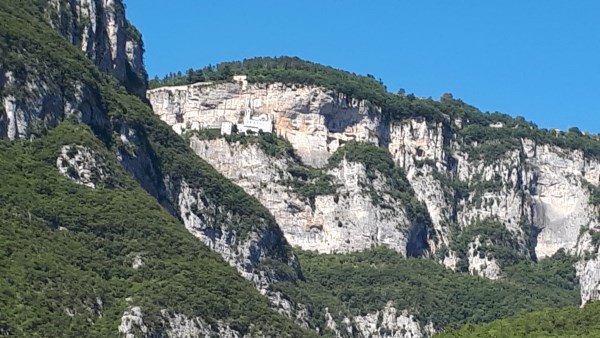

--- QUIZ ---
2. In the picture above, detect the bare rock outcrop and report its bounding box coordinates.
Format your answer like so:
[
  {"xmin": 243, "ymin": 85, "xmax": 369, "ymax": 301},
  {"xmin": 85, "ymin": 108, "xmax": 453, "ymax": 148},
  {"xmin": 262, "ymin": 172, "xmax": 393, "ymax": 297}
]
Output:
[{"xmin": 149, "ymin": 80, "xmax": 600, "ymax": 301}]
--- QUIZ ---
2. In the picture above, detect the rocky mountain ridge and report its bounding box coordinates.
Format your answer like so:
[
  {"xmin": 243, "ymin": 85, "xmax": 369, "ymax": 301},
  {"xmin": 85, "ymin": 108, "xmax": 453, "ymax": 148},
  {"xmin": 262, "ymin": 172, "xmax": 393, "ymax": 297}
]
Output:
[
  {"xmin": 2, "ymin": 0, "xmax": 599, "ymax": 336},
  {"xmin": 149, "ymin": 80, "xmax": 600, "ymax": 288},
  {"xmin": 46, "ymin": 0, "xmax": 147, "ymax": 96}
]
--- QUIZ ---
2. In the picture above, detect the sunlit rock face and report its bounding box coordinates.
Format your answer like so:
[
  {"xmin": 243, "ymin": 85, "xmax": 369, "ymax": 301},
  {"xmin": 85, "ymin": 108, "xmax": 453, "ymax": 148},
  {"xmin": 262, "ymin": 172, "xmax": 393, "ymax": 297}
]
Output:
[
  {"xmin": 47, "ymin": 0, "xmax": 147, "ymax": 96},
  {"xmin": 189, "ymin": 137, "xmax": 420, "ymax": 256},
  {"xmin": 57, "ymin": 145, "xmax": 112, "ymax": 188},
  {"xmin": 149, "ymin": 79, "xmax": 600, "ymax": 303},
  {"xmin": 149, "ymin": 82, "xmax": 381, "ymax": 167}
]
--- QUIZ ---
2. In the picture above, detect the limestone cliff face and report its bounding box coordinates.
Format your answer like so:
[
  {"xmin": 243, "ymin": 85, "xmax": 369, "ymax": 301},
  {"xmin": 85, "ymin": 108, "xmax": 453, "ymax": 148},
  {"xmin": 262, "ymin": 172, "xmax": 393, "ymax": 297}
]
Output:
[
  {"xmin": 323, "ymin": 302, "xmax": 435, "ymax": 338},
  {"xmin": 373, "ymin": 121, "xmax": 600, "ymax": 280},
  {"xmin": 387, "ymin": 120, "xmax": 453, "ymax": 252},
  {"xmin": 575, "ymin": 231, "xmax": 600, "ymax": 306},
  {"xmin": 148, "ymin": 81, "xmax": 600, "ymax": 258},
  {"xmin": 1, "ymin": 0, "xmax": 146, "ymax": 140},
  {"xmin": 351, "ymin": 302, "xmax": 435, "ymax": 338},
  {"xmin": 465, "ymin": 237, "xmax": 502, "ymax": 280},
  {"xmin": 175, "ymin": 179, "xmax": 300, "ymax": 291},
  {"xmin": 118, "ymin": 306, "xmax": 267, "ymax": 338},
  {"xmin": 189, "ymin": 137, "xmax": 423, "ymax": 256},
  {"xmin": 0, "ymin": 71, "xmax": 107, "ymax": 140},
  {"xmin": 118, "ymin": 301, "xmax": 434, "ymax": 338},
  {"xmin": 46, "ymin": 0, "xmax": 147, "ymax": 96},
  {"xmin": 149, "ymin": 80, "xmax": 600, "ymax": 298},
  {"xmin": 149, "ymin": 82, "xmax": 381, "ymax": 167},
  {"xmin": 159, "ymin": 310, "xmax": 265, "ymax": 338},
  {"xmin": 57, "ymin": 145, "xmax": 113, "ymax": 188}
]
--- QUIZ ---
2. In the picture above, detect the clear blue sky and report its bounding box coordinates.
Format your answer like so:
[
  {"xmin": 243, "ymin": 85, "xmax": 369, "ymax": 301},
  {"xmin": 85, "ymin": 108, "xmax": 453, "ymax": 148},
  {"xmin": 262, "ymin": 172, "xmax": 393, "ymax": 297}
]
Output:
[{"xmin": 126, "ymin": 0, "xmax": 600, "ymax": 132}]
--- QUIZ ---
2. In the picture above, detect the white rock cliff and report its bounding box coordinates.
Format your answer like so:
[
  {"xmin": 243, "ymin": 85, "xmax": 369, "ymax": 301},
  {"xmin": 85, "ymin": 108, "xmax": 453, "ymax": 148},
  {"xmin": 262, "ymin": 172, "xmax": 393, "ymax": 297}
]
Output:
[
  {"xmin": 149, "ymin": 82, "xmax": 380, "ymax": 167},
  {"xmin": 46, "ymin": 0, "xmax": 147, "ymax": 96},
  {"xmin": 149, "ymin": 80, "xmax": 600, "ymax": 298},
  {"xmin": 190, "ymin": 137, "xmax": 421, "ymax": 256}
]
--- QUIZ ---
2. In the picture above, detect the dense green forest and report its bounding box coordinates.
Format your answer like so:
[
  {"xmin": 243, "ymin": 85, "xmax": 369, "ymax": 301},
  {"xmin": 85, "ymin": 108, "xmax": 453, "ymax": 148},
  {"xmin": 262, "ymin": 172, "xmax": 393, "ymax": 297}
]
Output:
[
  {"xmin": 0, "ymin": 122, "xmax": 312, "ymax": 337},
  {"xmin": 435, "ymin": 301, "xmax": 600, "ymax": 338},
  {"xmin": 275, "ymin": 247, "xmax": 580, "ymax": 332},
  {"xmin": 151, "ymin": 57, "xmax": 600, "ymax": 160}
]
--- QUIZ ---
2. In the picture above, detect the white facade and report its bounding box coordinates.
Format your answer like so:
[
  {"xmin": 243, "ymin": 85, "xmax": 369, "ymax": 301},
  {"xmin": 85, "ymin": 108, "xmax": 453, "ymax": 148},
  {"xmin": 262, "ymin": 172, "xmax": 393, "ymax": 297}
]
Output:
[
  {"xmin": 237, "ymin": 108, "xmax": 273, "ymax": 134},
  {"xmin": 167, "ymin": 76, "xmax": 273, "ymax": 136},
  {"xmin": 220, "ymin": 121, "xmax": 233, "ymax": 135},
  {"xmin": 233, "ymin": 75, "xmax": 248, "ymax": 90},
  {"xmin": 233, "ymin": 75, "xmax": 247, "ymax": 82}
]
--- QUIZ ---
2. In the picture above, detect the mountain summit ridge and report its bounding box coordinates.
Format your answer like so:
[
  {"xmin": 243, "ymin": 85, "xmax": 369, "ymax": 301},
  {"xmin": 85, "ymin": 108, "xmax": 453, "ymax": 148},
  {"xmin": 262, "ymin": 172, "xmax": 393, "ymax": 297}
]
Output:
[
  {"xmin": 2, "ymin": 1, "xmax": 600, "ymax": 337},
  {"xmin": 148, "ymin": 74, "xmax": 600, "ymax": 275}
]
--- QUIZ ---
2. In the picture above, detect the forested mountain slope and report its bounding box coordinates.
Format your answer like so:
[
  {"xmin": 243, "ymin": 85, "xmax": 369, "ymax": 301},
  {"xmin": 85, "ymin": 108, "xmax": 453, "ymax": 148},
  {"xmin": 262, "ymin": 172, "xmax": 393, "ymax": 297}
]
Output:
[
  {"xmin": 0, "ymin": 122, "xmax": 310, "ymax": 337},
  {"xmin": 435, "ymin": 301, "xmax": 600, "ymax": 338},
  {"xmin": 3, "ymin": 0, "xmax": 600, "ymax": 337},
  {"xmin": 0, "ymin": 1, "xmax": 313, "ymax": 336}
]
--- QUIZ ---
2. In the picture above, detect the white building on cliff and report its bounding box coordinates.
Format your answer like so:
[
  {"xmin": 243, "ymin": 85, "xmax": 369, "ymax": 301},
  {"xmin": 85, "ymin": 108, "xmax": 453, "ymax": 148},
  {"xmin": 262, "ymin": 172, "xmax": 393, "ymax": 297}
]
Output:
[{"xmin": 236, "ymin": 108, "xmax": 273, "ymax": 134}]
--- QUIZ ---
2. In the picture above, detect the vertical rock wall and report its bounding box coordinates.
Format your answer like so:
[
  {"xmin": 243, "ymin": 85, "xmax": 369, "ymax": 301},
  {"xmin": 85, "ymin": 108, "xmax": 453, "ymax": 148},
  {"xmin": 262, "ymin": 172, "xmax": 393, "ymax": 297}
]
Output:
[{"xmin": 149, "ymin": 81, "xmax": 600, "ymax": 300}]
